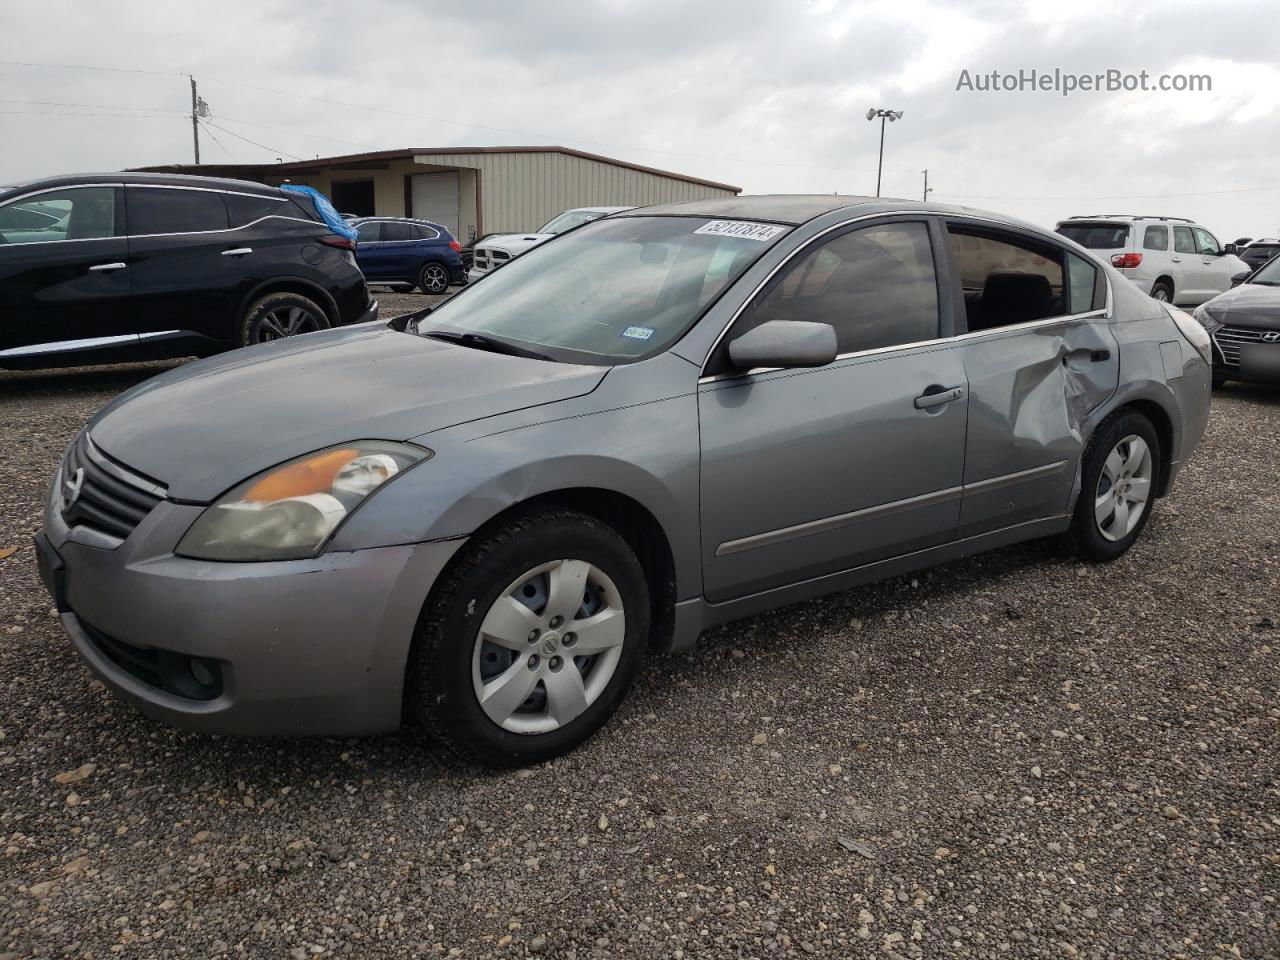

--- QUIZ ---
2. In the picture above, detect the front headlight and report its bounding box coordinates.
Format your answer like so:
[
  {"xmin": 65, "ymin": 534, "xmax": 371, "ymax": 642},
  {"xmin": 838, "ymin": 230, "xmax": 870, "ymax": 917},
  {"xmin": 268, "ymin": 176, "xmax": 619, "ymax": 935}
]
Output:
[
  {"xmin": 1192, "ymin": 304, "xmax": 1223, "ymax": 334},
  {"xmin": 177, "ymin": 441, "xmax": 429, "ymax": 561}
]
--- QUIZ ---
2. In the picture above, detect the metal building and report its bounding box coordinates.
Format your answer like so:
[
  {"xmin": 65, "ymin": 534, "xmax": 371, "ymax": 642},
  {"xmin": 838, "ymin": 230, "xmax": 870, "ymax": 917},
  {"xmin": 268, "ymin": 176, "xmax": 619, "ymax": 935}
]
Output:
[{"xmin": 136, "ymin": 147, "xmax": 741, "ymax": 242}]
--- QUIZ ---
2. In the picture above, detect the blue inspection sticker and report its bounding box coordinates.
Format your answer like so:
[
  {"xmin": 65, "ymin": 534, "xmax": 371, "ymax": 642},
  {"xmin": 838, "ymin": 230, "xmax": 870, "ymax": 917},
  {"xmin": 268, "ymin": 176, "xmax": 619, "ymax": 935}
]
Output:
[{"xmin": 622, "ymin": 326, "xmax": 656, "ymax": 341}]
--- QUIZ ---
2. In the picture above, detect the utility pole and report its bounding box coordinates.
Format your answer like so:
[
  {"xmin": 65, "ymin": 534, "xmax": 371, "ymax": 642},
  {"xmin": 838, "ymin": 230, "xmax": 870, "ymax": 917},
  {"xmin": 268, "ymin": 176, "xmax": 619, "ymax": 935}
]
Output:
[
  {"xmin": 189, "ymin": 75, "xmax": 200, "ymax": 164},
  {"xmin": 922, "ymin": 169, "xmax": 933, "ymax": 202}
]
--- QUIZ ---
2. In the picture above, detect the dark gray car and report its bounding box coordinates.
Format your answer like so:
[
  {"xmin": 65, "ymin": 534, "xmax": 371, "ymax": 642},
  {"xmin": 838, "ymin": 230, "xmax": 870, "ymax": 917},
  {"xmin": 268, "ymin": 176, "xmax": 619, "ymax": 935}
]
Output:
[{"xmin": 36, "ymin": 196, "xmax": 1213, "ymax": 766}]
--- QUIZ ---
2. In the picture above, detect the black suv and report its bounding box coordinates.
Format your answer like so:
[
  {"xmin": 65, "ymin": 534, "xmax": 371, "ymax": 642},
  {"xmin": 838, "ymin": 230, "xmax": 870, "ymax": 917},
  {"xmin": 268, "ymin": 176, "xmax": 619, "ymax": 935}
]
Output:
[{"xmin": 0, "ymin": 173, "xmax": 376, "ymax": 369}]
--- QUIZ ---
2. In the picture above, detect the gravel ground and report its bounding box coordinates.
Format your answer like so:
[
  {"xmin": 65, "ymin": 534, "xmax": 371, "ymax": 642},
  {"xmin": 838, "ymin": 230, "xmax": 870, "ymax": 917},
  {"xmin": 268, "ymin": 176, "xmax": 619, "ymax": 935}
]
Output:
[{"xmin": 0, "ymin": 319, "xmax": 1276, "ymax": 958}]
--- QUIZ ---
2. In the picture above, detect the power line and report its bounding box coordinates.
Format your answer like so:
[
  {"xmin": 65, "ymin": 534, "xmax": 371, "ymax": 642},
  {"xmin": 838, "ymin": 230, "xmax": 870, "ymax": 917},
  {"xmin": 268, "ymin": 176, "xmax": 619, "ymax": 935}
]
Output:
[
  {"xmin": 200, "ymin": 120, "xmax": 302, "ymax": 161},
  {"xmin": 0, "ymin": 59, "xmax": 183, "ymax": 77},
  {"xmin": 0, "ymin": 98, "xmax": 185, "ymax": 114},
  {"xmin": 197, "ymin": 119, "xmax": 235, "ymax": 161},
  {"xmin": 0, "ymin": 110, "xmax": 182, "ymax": 119}
]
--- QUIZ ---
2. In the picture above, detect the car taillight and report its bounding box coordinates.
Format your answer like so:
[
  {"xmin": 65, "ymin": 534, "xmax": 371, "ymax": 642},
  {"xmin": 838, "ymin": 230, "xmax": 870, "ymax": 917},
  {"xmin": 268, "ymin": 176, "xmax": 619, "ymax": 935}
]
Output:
[
  {"xmin": 1111, "ymin": 252, "xmax": 1143, "ymax": 268},
  {"xmin": 449, "ymin": 240, "xmax": 462, "ymax": 252},
  {"xmin": 1161, "ymin": 302, "xmax": 1213, "ymax": 366},
  {"xmin": 318, "ymin": 234, "xmax": 355, "ymax": 250}
]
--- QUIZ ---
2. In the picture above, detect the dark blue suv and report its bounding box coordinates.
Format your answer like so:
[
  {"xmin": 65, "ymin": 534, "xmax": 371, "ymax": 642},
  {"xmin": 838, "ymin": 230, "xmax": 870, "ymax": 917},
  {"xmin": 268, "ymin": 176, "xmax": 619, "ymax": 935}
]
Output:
[{"xmin": 352, "ymin": 217, "xmax": 466, "ymax": 294}]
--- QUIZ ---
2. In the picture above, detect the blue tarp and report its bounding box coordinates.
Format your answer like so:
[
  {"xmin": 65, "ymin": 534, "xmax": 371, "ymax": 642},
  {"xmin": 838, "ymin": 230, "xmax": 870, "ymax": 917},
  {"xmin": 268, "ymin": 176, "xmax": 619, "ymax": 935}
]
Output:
[{"xmin": 279, "ymin": 184, "xmax": 358, "ymax": 242}]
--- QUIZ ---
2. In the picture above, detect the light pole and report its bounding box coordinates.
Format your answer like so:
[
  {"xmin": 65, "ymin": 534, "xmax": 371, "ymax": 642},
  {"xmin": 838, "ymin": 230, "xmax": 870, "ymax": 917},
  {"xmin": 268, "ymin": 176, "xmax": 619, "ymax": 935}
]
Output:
[{"xmin": 865, "ymin": 107, "xmax": 904, "ymax": 197}]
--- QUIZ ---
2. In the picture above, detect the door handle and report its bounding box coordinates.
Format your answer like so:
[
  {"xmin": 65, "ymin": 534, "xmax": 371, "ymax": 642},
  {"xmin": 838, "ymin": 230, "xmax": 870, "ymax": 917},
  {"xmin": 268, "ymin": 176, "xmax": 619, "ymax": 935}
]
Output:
[
  {"xmin": 221, "ymin": 247, "xmax": 253, "ymax": 257},
  {"xmin": 88, "ymin": 262, "xmax": 127, "ymax": 272},
  {"xmin": 1171, "ymin": 256, "xmax": 1182, "ymax": 262},
  {"xmin": 914, "ymin": 385, "xmax": 965, "ymax": 409}
]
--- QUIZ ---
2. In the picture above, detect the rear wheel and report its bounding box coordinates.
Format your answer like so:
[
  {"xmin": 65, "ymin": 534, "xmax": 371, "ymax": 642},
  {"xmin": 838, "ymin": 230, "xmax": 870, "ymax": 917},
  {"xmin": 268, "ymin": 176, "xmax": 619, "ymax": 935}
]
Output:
[
  {"xmin": 1067, "ymin": 412, "xmax": 1161, "ymax": 562},
  {"xmin": 417, "ymin": 261, "xmax": 450, "ymax": 295},
  {"xmin": 238, "ymin": 291, "xmax": 328, "ymax": 347},
  {"xmin": 409, "ymin": 510, "xmax": 650, "ymax": 767},
  {"xmin": 1150, "ymin": 280, "xmax": 1173, "ymax": 303}
]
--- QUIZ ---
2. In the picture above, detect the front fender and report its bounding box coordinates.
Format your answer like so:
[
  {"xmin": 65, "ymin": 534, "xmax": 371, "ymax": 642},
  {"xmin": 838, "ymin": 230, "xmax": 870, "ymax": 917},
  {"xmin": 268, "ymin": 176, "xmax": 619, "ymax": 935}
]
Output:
[{"xmin": 328, "ymin": 391, "xmax": 703, "ymax": 599}]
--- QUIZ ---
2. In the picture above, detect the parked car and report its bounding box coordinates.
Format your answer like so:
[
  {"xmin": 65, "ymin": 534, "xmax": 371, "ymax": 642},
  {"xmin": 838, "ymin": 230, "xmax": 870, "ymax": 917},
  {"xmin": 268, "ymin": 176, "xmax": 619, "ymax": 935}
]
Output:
[
  {"xmin": 36, "ymin": 196, "xmax": 1211, "ymax": 766},
  {"xmin": 352, "ymin": 217, "xmax": 465, "ymax": 294},
  {"xmin": 1056, "ymin": 215, "xmax": 1249, "ymax": 305},
  {"xmin": 1238, "ymin": 238, "xmax": 1280, "ymax": 273},
  {"xmin": 0, "ymin": 173, "xmax": 376, "ymax": 369},
  {"xmin": 1193, "ymin": 252, "xmax": 1280, "ymax": 387},
  {"xmin": 459, "ymin": 232, "xmax": 495, "ymax": 273},
  {"xmin": 467, "ymin": 206, "xmax": 633, "ymax": 282}
]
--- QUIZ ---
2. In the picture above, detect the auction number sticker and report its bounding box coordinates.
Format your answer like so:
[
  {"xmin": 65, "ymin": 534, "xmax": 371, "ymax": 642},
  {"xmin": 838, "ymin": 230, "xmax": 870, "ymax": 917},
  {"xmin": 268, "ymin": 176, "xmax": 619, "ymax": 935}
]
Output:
[
  {"xmin": 693, "ymin": 220, "xmax": 787, "ymax": 242},
  {"xmin": 622, "ymin": 326, "xmax": 656, "ymax": 340}
]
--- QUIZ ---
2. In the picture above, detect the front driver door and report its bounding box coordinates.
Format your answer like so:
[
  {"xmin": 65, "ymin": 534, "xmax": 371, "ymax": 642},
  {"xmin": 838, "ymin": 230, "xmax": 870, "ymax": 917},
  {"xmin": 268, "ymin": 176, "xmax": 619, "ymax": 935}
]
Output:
[
  {"xmin": 698, "ymin": 218, "xmax": 968, "ymax": 603},
  {"xmin": 0, "ymin": 185, "xmax": 134, "ymax": 359},
  {"xmin": 354, "ymin": 221, "xmax": 386, "ymax": 280}
]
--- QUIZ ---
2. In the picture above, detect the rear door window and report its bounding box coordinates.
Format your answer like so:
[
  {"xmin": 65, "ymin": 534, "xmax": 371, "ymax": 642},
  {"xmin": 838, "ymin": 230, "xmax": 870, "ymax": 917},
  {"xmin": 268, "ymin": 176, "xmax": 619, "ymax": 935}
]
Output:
[
  {"xmin": 128, "ymin": 187, "xmax": 228, "ymax": 235},
  {"xmin": 382, "ymin": 222, "xmax": 418, "ymax": 242},
  {"xmin": 1066, "ymin": 253, "xmax": 1100, "ymax": 313},
  {"xmin": 946, "ymin": 227, "xmax": 1065, "ymax": 331},
  {"xmin": 1173, "ymin": 226, "xmax": 1197, "ymax": 254},
  {"xmin": 1143, "ymin": 225, "xmax": 1169, "ymax": 250}
]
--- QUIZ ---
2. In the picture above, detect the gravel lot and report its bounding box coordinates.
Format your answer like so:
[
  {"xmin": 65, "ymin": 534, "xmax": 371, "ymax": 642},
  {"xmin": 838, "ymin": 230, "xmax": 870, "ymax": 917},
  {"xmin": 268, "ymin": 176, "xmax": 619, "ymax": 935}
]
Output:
[{"xmin": 0, "ymin": 305, "xmax": 1276, "ymax": 958}]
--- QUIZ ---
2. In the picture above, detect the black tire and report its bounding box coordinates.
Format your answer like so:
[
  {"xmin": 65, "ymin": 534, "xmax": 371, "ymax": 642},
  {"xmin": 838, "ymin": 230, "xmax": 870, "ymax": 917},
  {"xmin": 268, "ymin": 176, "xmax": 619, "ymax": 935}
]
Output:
[
  {"xmin": 1212, "ymin": 374, "xmax": 1228, "ymax": 390},
  {"xmin": 417, "ymin": 261, "xmax": 451, "ymax": 295},
  {"xmin": 1067, "ymin": 411, "xmax": 1162, "ymax": 562},
  {"xmin": 238, "ymin": 291, "xmax": 329, "ymax": 347},
  {"xmin": 409, "ymin": 509, "xmax": 650, "ymax": 768},
  {"xmin": 1150, "ymin": 280, "xmax": 1173, "ymax": 303}
]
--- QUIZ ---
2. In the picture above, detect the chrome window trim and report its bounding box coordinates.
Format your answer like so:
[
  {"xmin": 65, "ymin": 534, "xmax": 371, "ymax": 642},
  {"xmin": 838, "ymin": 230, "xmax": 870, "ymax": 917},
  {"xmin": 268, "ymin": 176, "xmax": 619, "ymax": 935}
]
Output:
[
  {"xmin": 353, "ymin": 218, "xmax": 445, "ymax": 242},
  {"xmin": 698, "ymin": 209, "xmax": 1115, "ymax": 380},
  {"xmin": 0, "ymin": 215, "xmax": 320, "ymax": 246},
  {"xmin": 126, "ymin": 183, "xmax": 288, "ymax": 201}
]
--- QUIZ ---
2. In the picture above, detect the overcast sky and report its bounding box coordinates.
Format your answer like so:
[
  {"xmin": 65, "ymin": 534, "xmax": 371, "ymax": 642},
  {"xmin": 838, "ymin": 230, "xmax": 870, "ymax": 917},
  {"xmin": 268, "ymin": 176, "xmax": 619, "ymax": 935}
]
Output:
[{"xmin": 2, "ymin": 0, "xmax": 1278, "ymax": 238}]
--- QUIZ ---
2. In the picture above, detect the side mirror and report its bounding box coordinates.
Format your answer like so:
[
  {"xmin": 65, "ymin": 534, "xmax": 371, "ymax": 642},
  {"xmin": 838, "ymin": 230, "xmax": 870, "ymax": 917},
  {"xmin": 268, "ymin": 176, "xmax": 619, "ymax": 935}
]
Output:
[
  {"xmin": 728, "ymin": 320, "xmax": 837, "ymax": 371},
  {"xmin": 1223, "ymin": 243, "xmax": 1238, "ymax": 256},
  {"xmin": 1230, "ymin": 270, "xmax": 1252, "ymax": 288},
  {"xmin": 389, "ymin": 305, "xmax": 433, "ymax": 333}
]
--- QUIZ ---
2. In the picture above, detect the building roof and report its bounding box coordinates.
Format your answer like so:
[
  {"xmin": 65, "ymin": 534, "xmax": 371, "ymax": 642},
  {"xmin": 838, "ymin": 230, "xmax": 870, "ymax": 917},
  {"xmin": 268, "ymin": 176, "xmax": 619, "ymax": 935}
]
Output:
[{"xmin": 134, "ymin": 146, "xmax": 742, "ymax": 193}]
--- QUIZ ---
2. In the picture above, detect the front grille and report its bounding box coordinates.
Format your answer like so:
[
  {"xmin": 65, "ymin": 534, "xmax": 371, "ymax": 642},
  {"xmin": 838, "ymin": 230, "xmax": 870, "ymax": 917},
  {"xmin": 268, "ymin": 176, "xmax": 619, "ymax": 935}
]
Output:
[
  {"xmin": 1214, "ymin": 325, "xmax": 1272, "ymax": 368},
  {"xmin": 81, "ymin": 619, "xmax": 223, "ymax": 701},
  {"xmin": 61, "ymin": 433, "xmax": 166, "ymax": 542},
  {"xmin": 492, "ymin": 250, "xmax": 511, "ymax": 261}
]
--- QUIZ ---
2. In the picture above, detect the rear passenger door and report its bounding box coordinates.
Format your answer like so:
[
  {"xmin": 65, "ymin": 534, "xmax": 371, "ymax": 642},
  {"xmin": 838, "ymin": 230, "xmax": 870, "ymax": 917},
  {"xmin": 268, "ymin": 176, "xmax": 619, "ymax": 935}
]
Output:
[
  {"xmin": 942, "ymin": 222, "xmax": 1118, "ymax": 538},
  {"xmin": 698, "ymin": 218, "xmax": 969, "ymax": 602},
  {"xmin": 381, "ymin": 220, "xmax": 431, "ymax": 278},
  {"xmin": 354, "ymin": 221, "xmax": 387, "ymax": 279},
  {"xmin": 125, "ymin": 185, "xmax": 244, "ymax": 341}
]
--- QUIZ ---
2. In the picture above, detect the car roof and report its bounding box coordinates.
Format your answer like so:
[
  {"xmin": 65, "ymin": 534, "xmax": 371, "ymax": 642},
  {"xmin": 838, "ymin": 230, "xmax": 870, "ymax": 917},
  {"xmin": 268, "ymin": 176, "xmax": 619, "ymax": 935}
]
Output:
[
  {"xmin": 0, "ymin": 172, "xmax": 286, "ymax": 199},
  {"xmin": 566, "ymin": 206, "xmax": 634, "ymax": 215},
  {"xmin": 350, "ymin": 216, "xmax": 449, "ymax": 230},
  {"xmin": 1059, "ymin": 215, "xmax": 1196, "ymax": 224}
]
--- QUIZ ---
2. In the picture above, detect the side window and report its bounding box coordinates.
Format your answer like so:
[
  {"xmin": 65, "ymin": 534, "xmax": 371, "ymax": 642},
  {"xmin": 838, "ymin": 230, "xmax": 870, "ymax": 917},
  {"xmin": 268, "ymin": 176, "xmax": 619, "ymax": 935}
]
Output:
[
  {"xmin": 127, "ymin": 187, "xmax": 228, "ymax": 235},
  {"xmin": 1193, "ymin": 227, "xmax": 1220, "ymax": 256},
  {"xmin": 416, "ymin": 224, "xmax": 441, "ymax": 241},
  {"xmin": 1143, "ymin": 225, "xmax": 1169, "ymax": 251},
  {"xmin": 946, "ymin": 228, "xmax": 1065, "ymax": 331},
  {"xmin": 355, "ymin": 221, "xmax": 381, "ymax": 243},
  {"xmin": 734, "ymin": 221, "xmax": 939, "ymax": 356},
  {"xmin": 1173, "ymin": 226, "xmax": 1196, "ymax": 254},
  {"xmin": 0, "ymin": 187, "xmax": 117, "ymax": 244},
  {"xmin": 223, "ymin": 193, "xmax": 287, "ymax": 228},
  {"xmin": 382, "ymin": 222, "xmax": 417, "ymax": 242},
  {"xmin": 1066, "ymin": 253, "xmax": 1100, "ymax": 313}
]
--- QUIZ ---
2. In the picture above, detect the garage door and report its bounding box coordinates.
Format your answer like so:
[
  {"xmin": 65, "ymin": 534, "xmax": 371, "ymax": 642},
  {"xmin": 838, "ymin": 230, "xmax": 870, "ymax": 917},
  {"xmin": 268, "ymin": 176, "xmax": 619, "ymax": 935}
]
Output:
[{"xmin": 410, "ymin": 172, "xmax": 459, "ymax": 237}]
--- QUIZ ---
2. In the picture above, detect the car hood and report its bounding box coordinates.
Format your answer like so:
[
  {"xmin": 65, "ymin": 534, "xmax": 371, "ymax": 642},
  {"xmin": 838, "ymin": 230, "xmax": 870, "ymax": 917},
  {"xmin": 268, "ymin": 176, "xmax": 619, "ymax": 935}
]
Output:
[
  {"xmin": 87, "ymin": 324, "xmax": 607, "ymax": 501},
  {"xmin": 480, "ymin": 232, "xmax": 553, "ymax": 255},
  {"xmin": 1202, "ymin": 283, "xmax": 1280, "ymax": 330}
]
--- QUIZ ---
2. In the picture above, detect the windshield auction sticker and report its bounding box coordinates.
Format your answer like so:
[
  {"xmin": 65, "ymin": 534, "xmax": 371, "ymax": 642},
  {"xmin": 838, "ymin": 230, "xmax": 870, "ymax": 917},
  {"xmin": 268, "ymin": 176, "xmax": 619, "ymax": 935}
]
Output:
[{"xmin": 693, "ymin": 220, "xmax": 787, "ymax": 242}]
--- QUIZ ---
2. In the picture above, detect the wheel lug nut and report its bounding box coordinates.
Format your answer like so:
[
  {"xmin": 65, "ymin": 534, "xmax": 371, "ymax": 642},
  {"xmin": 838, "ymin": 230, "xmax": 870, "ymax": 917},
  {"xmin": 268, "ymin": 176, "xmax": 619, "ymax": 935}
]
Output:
[
  {"xmin": 549, "ymin": 656, "xmax": 562, "ymax": 671},
  {"xmin": 527, "ymin": 654, "xmax": 540, "ymax": 669},
  {"xmin": 549, "ymin": 615, "xmax": 563, "ymax": 629},
  {"xmin": 528, "ymin": 629, "xmax": 540, "ymax": 644},
  {"xmin": 563, "ymin": 632, "xmax": 577, "ymax": 647}
]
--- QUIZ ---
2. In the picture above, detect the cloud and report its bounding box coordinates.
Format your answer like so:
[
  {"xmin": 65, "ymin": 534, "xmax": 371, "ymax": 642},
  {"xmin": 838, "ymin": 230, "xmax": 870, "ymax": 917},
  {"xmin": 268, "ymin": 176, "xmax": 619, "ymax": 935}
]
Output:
[{"xmin": 1, "ymin": 0, "xmax": 1277, "ymax": 237}]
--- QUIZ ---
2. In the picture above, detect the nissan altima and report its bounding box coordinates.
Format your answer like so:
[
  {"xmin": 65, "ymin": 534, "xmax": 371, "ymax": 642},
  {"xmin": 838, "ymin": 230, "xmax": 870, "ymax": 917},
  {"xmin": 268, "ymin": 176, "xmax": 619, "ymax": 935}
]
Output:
[{"xmin": 36, "ymin": 195, "xmax": 1212, "ymax": 766}]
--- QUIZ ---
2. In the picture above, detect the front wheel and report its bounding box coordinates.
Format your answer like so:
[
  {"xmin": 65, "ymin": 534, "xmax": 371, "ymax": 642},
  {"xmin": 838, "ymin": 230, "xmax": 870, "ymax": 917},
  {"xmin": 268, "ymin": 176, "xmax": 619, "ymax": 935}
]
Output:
[
  {"xmin": 409, "ymin": 510, "xmax": 650, "ymax": 767},
  {"xmin": 417, "ymin": 261, "xmax": 450, "ymax": 295},
  {"xmin": 1067, "ymin": 412, "xmax": 1161, "ymax": 562}
]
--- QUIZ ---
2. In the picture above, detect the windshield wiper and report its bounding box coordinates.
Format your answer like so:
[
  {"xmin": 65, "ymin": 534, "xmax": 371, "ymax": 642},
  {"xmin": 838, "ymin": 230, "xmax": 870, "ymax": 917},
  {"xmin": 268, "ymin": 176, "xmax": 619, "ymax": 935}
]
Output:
[{"xmin": 425, "ymin": 330, "xmax": 553, "ymax": 362}]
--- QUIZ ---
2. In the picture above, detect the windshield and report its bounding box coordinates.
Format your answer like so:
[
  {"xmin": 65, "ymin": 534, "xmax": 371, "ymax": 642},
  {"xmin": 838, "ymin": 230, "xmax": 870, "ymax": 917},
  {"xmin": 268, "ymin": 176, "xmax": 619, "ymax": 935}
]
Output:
[
  {"xmin": 1250, "ymin": 254, "xmax": 1280, "ymax": 284},
  {"xmin": 1057, "ymin": 223, "xmax": 1130, "ymax": 249},
  {"xmin": 538, "ymin": 210, "xmax": 607, "ymax": 235},
  {"xmin": 421, "ymin": 216, "xmax": 788, "ymax": 363}
]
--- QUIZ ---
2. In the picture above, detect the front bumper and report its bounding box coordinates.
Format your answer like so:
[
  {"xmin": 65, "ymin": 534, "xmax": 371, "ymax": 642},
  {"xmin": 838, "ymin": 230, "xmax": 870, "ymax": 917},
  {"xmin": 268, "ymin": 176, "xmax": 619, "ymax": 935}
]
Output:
[
  {"xmin": 355, "ymin": 297, "xmax": 379, "ymax": 325},
  {"xmin": 39, "ymin": 478, "xmax": 462, "ymax": 736}
]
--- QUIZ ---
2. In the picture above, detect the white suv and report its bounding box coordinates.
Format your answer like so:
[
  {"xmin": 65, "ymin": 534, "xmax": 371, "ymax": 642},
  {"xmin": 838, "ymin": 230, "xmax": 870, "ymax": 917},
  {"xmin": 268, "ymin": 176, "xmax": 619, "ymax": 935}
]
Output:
[
  {"xmin": 467, "ymin": 206, "xmax": 633, "ymax": 282},
  {"xmin": 1056, "ymin": 215, "xmax": 1250, "ymax": 305}
]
